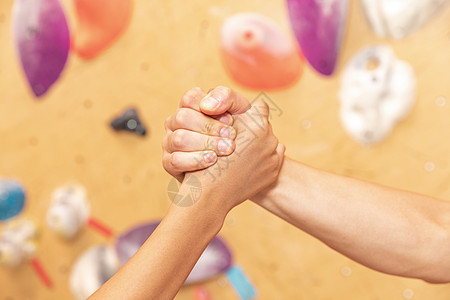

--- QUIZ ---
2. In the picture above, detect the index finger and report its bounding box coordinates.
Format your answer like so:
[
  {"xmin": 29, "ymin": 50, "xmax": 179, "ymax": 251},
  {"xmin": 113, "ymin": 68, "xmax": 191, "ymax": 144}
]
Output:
[
  {"xmin": 179, "ymin": 87, "xmax": 206, "ymax": 111},
  {"xmin": 179, "ymin": 87, "xmax": 234, "ymax": 125},
  {"xmin": 200, "ymin": 86, "xmax": 251, "ymax": 116}
]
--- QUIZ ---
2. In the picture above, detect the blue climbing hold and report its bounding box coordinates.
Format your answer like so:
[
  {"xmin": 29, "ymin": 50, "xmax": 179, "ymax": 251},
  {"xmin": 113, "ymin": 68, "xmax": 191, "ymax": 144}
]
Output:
[{"xmin": 0, "ymin": 179, "xmax": 26, "ymax": 221}]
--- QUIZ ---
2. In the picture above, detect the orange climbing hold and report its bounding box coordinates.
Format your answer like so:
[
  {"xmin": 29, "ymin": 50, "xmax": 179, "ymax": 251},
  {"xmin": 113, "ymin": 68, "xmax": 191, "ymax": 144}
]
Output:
[
  {"xmin": 221, "ymin": 13, "xmax": 304, "ymax": 90},
  {"xmin": 72, "ymin": 0, "xmax": 133, "ymax": 59}
]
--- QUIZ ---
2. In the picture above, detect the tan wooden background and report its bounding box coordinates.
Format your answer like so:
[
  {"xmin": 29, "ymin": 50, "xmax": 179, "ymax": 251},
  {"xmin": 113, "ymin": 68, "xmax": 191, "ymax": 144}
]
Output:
[{"xmin": 1, "ymin": 0, "xmax": 449, "ymax": 299}]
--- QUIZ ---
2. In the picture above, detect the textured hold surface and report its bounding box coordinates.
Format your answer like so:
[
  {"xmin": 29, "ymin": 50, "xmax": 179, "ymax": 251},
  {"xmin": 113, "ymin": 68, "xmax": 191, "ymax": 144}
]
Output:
[
  {"xmin": 110, "ymin": 107, "xmax": 147, "ymax": 136},
  {"xmin": 72, "ymin": 0, "xmax": 133, "ymax": 59},
  {"xmin": 286, "ymin": 0, "xmax": 348, "ymax": 75},
  {"xmin": 0, "ymin": 219, "xmax": 36, "ymax": 267},
  {"xmin": 116, "ymin": 222, "xmax": 233, "ymax": 284},
  {"xmin": 221, "ymin": 13, "xmax": 303, "ymax": 90},
  {"xmin": 69, "ymin": 245, "xmax": 119, "ymax": 300},
  {"xmin": 12, "ymin": 0, "xmax": 70, "ymax": 97},
  {"xmin": 0, "ymin": 179, "xmax": 26, "ymax": 221},
  {"xmin": 339, "ymin": 45, "xmax": 416, "ymax": 144},
  {"xmin": 360, "ymin": 0, "xmax": 448, "ymax": 39},
  {"xmin": 46, "ymin": 183, "xmax": 90, "ymax": 239}
]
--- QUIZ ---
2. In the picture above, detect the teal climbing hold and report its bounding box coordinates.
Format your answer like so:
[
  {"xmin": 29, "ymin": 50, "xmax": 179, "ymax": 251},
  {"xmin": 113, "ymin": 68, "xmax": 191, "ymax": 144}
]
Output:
[{"xmin": 0, "ymin": 179, "xmax": 26, "ymax": 221}]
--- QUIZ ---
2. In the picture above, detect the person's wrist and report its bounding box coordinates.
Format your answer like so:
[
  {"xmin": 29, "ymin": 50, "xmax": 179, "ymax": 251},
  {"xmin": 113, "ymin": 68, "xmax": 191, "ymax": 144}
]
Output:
[
  {"xmin": 172, "ymin": 176, "xmax": 230, "ymax": 226},
  {"xmin": 250, "ymin": 182, "xmax": 278, "ymax": 207},
  {"xmin": 250, "ymin": 158, "xmax": 293, "ymax": 210}
]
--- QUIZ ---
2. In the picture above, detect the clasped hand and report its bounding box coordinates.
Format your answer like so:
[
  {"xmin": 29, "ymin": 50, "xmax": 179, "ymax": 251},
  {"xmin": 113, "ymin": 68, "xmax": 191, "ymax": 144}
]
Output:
[{"xmin": 163, "ymin": 86, "xmax": 285, "ymax": 213}]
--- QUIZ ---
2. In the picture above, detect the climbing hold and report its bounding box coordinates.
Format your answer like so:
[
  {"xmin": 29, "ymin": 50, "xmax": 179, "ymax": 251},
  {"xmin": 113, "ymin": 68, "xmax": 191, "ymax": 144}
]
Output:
[
  {"xmin": 12, "ymin": 0, "xmax": 70, "ymax": 97},
  {"xmin": 0, "ymin": 219, "xmax": 37, "ymax": 267},
  {"xmin": 194, "ymin": 286, "xmax": 212, "ymax": 300},
  {"xmin": 221, "ymin": 13, "xmax": 304, "ymax": 90},
  {"xmin": 339, "ymin": 45, "xmax": 416, "ymax": 145},
  {"xmin": 116, "ymin": 221, "xmax": 233, "ymax": 284},
  {"xmin": 72, "ymin": 0, "xmax": 133, "ymax": 59},
  {"xmin": 70, "ymin": 245, "xmax": 119, "ymax": 300},
  {"xmin": 360, "ymin": 0, "xmax": 448, "ymax": 39},
  {"xmin": 46, "ymin": 183, "xmax": 90, "ymax": 239},
  {"xmin": 110, "ymin": 108, "xmax": 147, "ymax": 136},
  {"xmin": 226, "ymin": 265, "xmax": 257, "ymax": 300},
  {"xmin": 0, "ymin": 179, "xmax": 26, "ymax": 221},
  {"xmin": 286, "ymin": 0, "xmax": 348, "ymax": 75}
]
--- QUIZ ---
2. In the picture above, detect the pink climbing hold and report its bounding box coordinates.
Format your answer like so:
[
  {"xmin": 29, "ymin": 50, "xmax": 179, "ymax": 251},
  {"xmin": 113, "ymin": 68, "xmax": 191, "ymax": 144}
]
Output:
[
  {"xmin": 72, "ymin": 0, "xmax": 133, "ymax": 59},
  {"xmin": 221, "ymin": 13, "xmax": 304, "ymax": 90}
]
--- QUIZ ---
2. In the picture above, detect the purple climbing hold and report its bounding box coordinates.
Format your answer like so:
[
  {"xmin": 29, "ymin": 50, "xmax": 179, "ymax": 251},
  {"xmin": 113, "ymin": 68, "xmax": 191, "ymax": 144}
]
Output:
[
  {"xmin": 115, "ymin": 221, "xmax": 233, "ymax": 284},
  {"xmin": 12, "ymin": 0, "xmax": 70, "ymax": 97},
  {"xmin": 286, "ymin": 0, "xmax": 348, "ymax": 75}
]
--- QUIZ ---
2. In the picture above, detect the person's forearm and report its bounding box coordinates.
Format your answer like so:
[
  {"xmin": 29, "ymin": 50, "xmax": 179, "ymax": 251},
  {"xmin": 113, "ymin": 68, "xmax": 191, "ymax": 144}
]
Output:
[
  {"xmin": 90, "ymin": 186, "xmax": 227, "ymax": 300},
  {"xmin": 253, "ymin": 158, "xmax": 450, "ymax": 283}
]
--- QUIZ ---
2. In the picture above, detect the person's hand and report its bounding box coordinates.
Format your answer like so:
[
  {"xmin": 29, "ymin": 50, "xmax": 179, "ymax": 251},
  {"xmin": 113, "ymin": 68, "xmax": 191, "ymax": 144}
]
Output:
[
  {"xmin": 163, "ymin": 86, "xmax": 251, "ymax": 182},
  {"xmin": 163, "ymin": 86, "xmax": 285, "ymax": 212},
  {"xmin": 186, "ymin": 98, "xmax": 285, "ymax": 213}
]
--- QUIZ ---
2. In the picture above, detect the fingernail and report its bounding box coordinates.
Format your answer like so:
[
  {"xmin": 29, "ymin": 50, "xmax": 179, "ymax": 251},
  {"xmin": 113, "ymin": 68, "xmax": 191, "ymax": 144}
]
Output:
[
  {"xmin": 204, "ymin": 152, "xmax": 217, "ymax": 163},
  {"xmin": 220, "ymin": 127, "xmax": 231, "ymax": 138},
  {"xmin": 218, "ymin": 139, "xmax": 231, "ymax": 153},
  {"xmin": 202, "ymin": 97, "xmax": 220, "ymax": 110}
]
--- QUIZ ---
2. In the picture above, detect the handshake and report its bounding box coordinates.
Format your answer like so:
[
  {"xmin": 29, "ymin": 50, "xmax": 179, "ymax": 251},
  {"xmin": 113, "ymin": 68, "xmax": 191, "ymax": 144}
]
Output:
[
  {"xmin": 162, "ymin": 86, "xmax": 285, "ymax": 213},
  {"xmin": 90, "ymin": 86, "xmax": 449, "ymax": 300}
]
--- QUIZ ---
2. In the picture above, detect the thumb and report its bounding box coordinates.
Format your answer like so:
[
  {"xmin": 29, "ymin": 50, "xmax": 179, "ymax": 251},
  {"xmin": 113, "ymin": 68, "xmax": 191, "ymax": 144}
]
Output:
[{"xmin": 200, "ymin": 86, "xmax": 251, "ymax": 116}]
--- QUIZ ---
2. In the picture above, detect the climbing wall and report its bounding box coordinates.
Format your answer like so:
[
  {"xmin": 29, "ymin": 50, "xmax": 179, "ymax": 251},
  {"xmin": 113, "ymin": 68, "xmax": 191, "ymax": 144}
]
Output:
[{"xmin": 0, "ymin": 0, "xmax": 449, "ymax": 299}]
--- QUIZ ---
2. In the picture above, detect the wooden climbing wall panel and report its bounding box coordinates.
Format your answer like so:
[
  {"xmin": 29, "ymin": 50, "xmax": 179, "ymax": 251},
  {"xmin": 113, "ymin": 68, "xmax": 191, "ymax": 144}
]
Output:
[{"xmin": 0, "ymin": 0, "xmax": 449, "ymax": 299}]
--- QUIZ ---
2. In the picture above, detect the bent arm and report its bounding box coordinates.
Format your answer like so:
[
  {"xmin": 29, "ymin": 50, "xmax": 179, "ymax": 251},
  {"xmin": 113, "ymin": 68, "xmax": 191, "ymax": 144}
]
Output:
[{"xmin": 253, "ymin": 158, "xmax": 450, "ymax": 283}]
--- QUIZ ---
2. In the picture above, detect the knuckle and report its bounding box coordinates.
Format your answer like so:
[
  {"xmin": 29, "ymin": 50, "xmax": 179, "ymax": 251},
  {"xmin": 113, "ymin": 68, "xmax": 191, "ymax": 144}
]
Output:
[
  {"xmin": 180, "ymin": 95, "xmax": 190, "ymax": 107},
  {"xmin": 204, "ymin": 135, "xmax": 211, "ymax": 150},
  {"xmin": 174, "ymin": 108, "xmax": 188, "ymax": 127},
  {"xmin": 181, "ymin": 87, "xmax": 203, "ymax": 107},
  {"xmin": 260, "ymin": 100, "xmax": 269, "ymax": 111},
  {"xmin": 252, "ymin": 100, "xmax": 270, "ymax": 119},
  {"xmin": 171, "ymin": 130, "xmax": 185, "ymax": 149},
  {"xmin": 254, "ymin": 99, "xmax": 269, "ymax": 110},
  {"xmin": 169, "ymin": 153, "xmax": 181, "ymax": 170},
  {"xmin": 180, "ymin": 88, "xmax": 199, "ymax": 107},
  {"xmin": 204, "ymin": 120, "xmax": 216, "ymax": 135},
  {"xmin": 204, "ymin": 135, "xmax": 214, "ymax": 150}
]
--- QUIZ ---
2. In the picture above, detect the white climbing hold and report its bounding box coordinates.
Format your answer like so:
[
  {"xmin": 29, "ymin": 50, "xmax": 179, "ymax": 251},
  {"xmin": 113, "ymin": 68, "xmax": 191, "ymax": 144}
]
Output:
[
  {"xmin": 47, "ymin": 183, "xmax": 90, "ymax": 238},
  {"xmin": 339, "ymin": 45, "xmax": 416, "ymax": 145}
]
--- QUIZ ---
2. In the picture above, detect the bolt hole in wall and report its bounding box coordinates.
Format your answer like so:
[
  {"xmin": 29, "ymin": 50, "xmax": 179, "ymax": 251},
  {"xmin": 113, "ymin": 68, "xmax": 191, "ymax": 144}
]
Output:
[
  {"xmin": 29, "ymin": 136, "xmax": 39, "ymax": 146},
  {"xmin": 83, "ymin": 99, "xmax": 93, "ymax": 109},
  {"xmin": 1, "ymin": 0, "xmax": 449, "ymax": 300}
]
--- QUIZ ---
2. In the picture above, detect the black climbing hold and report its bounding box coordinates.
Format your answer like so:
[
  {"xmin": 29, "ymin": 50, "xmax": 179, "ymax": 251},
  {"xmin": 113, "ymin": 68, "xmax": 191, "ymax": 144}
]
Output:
[{"xmin": 110, "ymin": 108, "xmax": 147, "ymax": 136}]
